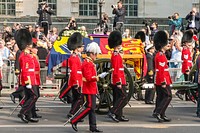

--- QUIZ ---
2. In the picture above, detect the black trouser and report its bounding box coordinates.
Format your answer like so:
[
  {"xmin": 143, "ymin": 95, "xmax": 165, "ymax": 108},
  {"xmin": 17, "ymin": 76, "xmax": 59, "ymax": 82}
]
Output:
[
  {"xmin": 31, "ymin": 85, "xmax": 40, "ymax": 117},
  {"xmin": 41, "ymin": 22, "xmax": 51, "ymax": 37},
  {"xmin": 176, "ymin": 73, "xmax": 189, "ymax": 99},
  {"xmin": 197, "ymin": 84, "xmax": 200, "ymax": 115},
  {"xmin": 145, "ymin": 89, "xmax": 155, "ymax": 102},
  {"xmin": 114, "ymin": 22, "xmax": 123, "ymax": 32},
  {"xmin": 71, "ymin": 94, "xmax": 97, "ymax": 131},
  {"xmin": 69, "ymin": 87, "xmax": 83, "ymax": 115},
  {"xmin": 11, "ymin": 85, "xmax": 24, "ymax": 102},
  {"xmin": 154, "ymin": 85, "xmax": 172, "ymax": 117},
  {"xmin": 20, "ymin": 86, "xmax": 38, "ymax": 118},
  {"xmin": 111, "ymin": 85, "xmax": 128, "ymax": 118}
]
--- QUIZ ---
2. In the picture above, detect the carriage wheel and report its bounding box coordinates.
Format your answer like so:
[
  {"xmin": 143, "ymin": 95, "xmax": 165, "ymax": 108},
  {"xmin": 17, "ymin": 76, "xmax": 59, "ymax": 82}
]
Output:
[{"xmin": 94, "ymin": 58, "xmax": 134, "ymax": 114}]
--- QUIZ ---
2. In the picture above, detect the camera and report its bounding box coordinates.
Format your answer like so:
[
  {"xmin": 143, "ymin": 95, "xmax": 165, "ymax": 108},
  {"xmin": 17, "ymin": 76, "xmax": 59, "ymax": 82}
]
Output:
[
  {"xmin": 142, "ymin": 19, "xmax": 151, "ymax": 27},
  {"xmin": 72, "ymin": 20, "xmax": 75, "ymax": 23},
  {"xmin": 111, "ymin": 5, "xmax": 117, "ymax": 8},
  {"xmin": 168, "ymin": 15, "xmax": 175, "ymax": 19},
  {"xmin": 39, "ymin": 34, "xmax": 44, "ymax": 40}
]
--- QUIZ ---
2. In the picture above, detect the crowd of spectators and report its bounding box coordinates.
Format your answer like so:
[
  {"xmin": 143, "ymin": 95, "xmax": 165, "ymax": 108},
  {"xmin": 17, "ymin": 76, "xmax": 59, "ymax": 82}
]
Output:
[{"xmin": 0, "ymin": 7, "xmax": 199, "ymax": 89}]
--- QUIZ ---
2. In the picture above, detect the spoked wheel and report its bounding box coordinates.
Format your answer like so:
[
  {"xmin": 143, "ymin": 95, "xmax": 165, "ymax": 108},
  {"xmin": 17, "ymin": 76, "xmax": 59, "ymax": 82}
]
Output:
[{"xmin": 94, "ymin": 58, "xmax": 134, "ymax": 114}]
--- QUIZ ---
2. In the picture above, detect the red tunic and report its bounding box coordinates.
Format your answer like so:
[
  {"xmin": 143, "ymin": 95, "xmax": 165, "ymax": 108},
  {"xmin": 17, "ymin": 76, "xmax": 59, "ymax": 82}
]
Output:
[
  {"xmin": 68, "ymin": 54, "xmax": 82, "ymax": 87},
  {"xmin": 19, "ymin": 51, "xmax": 36, "ymax": 86},
  {"xmin": 155, "ymin": 51, "xmax": 172, "ymax": 85},
  {"xmin": 32, "ymin": 54, "xmax": 41, "ymax": 85},
  {"xmin": 111, "ymin": 51, "xmax": 126, "ymax": 85},
  {"xmin": 81, "ymin": 57, "xmax": 98, "ymax": 95},
  {"xmin": 182, "ymin": 47, "xmax": 192, "ymax": 74}
]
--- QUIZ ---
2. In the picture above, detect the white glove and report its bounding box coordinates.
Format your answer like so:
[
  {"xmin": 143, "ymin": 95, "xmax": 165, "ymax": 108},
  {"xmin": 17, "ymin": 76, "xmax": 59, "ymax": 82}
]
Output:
[
  {"xmin": 99, "ymin": 72, "xmax": 108, "ymax": 78},
  {"xmin": 26, "ymin": 84, "xmax": 32, "ymax": 89}
]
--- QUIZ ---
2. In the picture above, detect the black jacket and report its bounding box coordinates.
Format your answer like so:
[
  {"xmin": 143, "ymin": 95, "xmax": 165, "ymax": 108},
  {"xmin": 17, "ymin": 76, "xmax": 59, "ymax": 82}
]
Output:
[
  {"xmin": 112, "ymin": 6, "xmax": 126, "ymax": 25},
  {"xmin": 186, "ymin": 12, "xmax": 200, "ymax": 31},
  {"xmin": 37, "ymin": 6, "xmax": 54, "ymax": 25}
]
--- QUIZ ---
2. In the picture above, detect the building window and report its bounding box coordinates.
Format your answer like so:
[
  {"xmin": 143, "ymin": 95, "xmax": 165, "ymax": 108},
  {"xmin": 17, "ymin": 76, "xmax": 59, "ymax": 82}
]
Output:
[
  {"xmin": 0, "ymin": 0, "xmax": 15, "ymax": 16},
  {"xmin": 124, "ymin": 0, "xmax": 138, "ymax": 17},
  {"xmin": 38, "ymin": 0, "xmax": 57, "ymax": 15},
  {"xmin": 79, "ymin": 0, "xmax": 98, "ymax": 16}
]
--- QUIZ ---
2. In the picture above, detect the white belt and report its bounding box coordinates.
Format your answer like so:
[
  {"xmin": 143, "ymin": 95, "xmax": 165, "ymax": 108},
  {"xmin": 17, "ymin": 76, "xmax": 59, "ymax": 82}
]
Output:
[
  {"xmin": 77, "ymin": 71, "xmax": 82, "ymax": 74},
  {"xmin": 188, "ymin": 61, "xmax": 192, "ymax": 63},
  {"xmin": 119, "ymin": 68, "xmax": 124, "ymax": 71},
  {"xmin": 28, "ymin": 69, "xmax": 34, "ymax": 72},
  {"xmin": 156, "ymin": 69, "xmax": 168, "ymax": 72}
]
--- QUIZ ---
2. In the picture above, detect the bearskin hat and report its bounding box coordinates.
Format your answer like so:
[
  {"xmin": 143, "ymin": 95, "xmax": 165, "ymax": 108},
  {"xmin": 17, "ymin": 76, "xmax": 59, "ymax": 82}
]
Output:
[
  {"xmin": 67, "ymin": 32, "xmax": 83, "ymax": 51},
  {"xmin": 108, "ymin": 30, "xmax": 122, "ymax": 49},
  {"xmin": 153, "ymin": 30, "xmax": 168, "ymax": 51},
  {"xmin": 135, "ymin": 31, "xmax": 146, "ymax": 43},
  {"xmin": 182, "ymin": 30, "xmax": 194, "ymax": 44},
  {"xmin": 15, "ymin": 28, "xmax": 33, "ymax": 51}
]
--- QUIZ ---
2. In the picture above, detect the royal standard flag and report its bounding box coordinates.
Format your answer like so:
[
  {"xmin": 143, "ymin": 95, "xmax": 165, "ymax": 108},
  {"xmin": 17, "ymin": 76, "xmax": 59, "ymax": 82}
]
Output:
[{"xmin": 47, "ymin": 37, "xmax": 71, "ymax": 74}]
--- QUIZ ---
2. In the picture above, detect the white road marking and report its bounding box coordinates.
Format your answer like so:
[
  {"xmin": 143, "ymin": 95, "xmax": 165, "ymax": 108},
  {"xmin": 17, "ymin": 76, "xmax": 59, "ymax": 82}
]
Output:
[{"xmin": 0, "ymin": 124, "xmax": 200, "ymax": 128}]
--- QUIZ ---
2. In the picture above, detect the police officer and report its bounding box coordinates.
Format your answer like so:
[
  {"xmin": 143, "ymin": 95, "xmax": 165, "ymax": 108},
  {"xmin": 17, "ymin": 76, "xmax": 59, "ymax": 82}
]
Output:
[
  {"xmin": 153, "ymin": 31, "xmax": 172, "ymax": 122},
  {"xmin": 69, "ymin": 42, "xmax": 103, "ymax": 132},
  {"xmin": 15, "ymin": 29, "xmax": 39, "ymax": 123},
  {"xmin": 144, "ymin": 44, "xmax": 155, "ymax": 104},
  {"xmin": 37, "ymin": 1, "xmax": 54, "ymax": 36},
  {"xmin": 107, "ymin": 31, "xmax": 129, "ymax": 122}
]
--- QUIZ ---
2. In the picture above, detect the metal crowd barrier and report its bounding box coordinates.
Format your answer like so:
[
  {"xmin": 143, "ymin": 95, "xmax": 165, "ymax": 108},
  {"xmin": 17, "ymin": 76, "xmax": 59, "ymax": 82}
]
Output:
[{"xmin": 1, "ymin": 59, "xmax": 61, "ymax": 90}]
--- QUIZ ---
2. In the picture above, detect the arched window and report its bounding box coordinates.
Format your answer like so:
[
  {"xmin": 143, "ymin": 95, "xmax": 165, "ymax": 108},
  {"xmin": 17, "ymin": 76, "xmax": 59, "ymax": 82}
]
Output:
[
  {"xmin": 38, "ymin": 0, "xmax": 57, "ymax": 15},
  {"xmin": 79, "ymin": 0, "xmax": 98, "ymax": 16},
  {"xmin": 124, "ymin": 0, "xmax": 138, "ymax": 17},
  {"xmin": 0, "ymin": 0, "xmax": 15, "ymax": 16}
]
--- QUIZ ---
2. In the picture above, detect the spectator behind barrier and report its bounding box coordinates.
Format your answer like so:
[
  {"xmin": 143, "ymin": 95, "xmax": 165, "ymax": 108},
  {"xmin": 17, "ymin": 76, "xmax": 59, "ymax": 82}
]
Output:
[
  {"xmin": 0, "ymin": 39, "xmax": 10, "ymax": 60},
  {"xmin": 67, "ymin": 17, "xmax": 77, "ymax": 30},
  {"xmin": 186, "ymin": 7, "xmax": 200, "ymax": 32},
  {"xmin": 168, "ymin": 12, "xmax": 183, "ymax": 35}
]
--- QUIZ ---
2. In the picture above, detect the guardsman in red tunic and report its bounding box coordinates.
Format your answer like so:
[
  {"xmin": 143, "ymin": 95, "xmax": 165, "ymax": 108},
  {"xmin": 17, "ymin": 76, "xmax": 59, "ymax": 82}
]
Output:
[
  {"xmin": 107, "ymin": 31, "xmax": 129, "ymax": 122},
  {"xmin": 153, "ymin": 30, "xmax": 172, "ymax": 122},
  {"xmin": 69, "ymin": 42, "xmax": 103, "ymax": 132},
  {"xmin": 64, "ymin": 32, "xmax": 84, "ymax": 118},
  {"xmin": 31, "ymin": 43, "xmax": 42, "ymax": 119},
  {"xmin": 176, "ymin": 30, "xmax": 194, "ymax": 100},
  {"xmin": 15, "ymin": 29, "xmax": 39, "ymax": 123}
]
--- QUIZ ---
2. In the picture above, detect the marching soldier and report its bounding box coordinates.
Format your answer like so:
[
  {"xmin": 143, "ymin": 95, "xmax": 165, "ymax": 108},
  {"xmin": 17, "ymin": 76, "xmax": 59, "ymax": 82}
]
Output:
[
  {"xmin": 175, "ymin": 30, "xmax": 194, "ymax": 101},
  {"xmin": 144, "ymin": 44, "xmax": 155, "ymax": 104},
  {"xmin": 196, "ymin": 48, "xmax": 200, "ymax": 118},
  {"xmin": 69, "ymin": 42, "xmax": 103, "ymax": 132},
  {"xmin": 107, "ymin": 31, "xmax": 129, "ymax": 122},
  {"xmin": 153, "ymin": 30, "xmax": 172, "ymax": 122},
  {"xmin": 65, "ymin": 32, "xmax": 84, "ymax": 118},
  {"xmin": 15, "ymin": 28, "xmax": 39, "ymax": 123},
  {"xmin": 31, "ymin": 43, "xmax": 42, "ymax": 119}
]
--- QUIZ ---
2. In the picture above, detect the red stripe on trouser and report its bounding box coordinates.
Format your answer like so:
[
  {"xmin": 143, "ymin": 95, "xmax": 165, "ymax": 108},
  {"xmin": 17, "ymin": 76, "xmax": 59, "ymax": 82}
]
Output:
[
  {"xmin": 59, "ymin": 86, "xmax": 71, "ymax": 98},
  {"xmin": 113, "ymin": 88, "xmax": 126, "ymax": 114},
  {"xmin": 70, "ymin": 99, "xmax": 81, "ymax": 114},
  {"xmin": 23, "ymin": 88, "xmax": 37, "ymax": 114},
  {"xmin": 71, "ymin": 95, "xmax": 92, "ymax": 124}
]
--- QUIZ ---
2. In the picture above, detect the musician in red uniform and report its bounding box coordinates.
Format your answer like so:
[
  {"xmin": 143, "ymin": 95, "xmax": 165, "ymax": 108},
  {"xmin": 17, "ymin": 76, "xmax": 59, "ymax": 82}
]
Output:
[
  {"xmin": 69, "ymin": 42, "xmax": 103, "ymax": 132},
  {"xmin": 15, "ymin": 29, "xmax": 39, "ymax": 123},
  {"xmin": 175, "ymin": 30, "xmax": 194, "ymax": 100},
  {"xmin": 107, "ymin": 31, "xmax": 129, "ymax": 122},
  {"xmin": 31, "ymin": 43, "xmax": 42, "ymax": 119},
  {"xmin": 65, "ymin": 32, "xmax": 84, "ymax": 118},
  {"xmin": 153, "ymin": 30, "xmax": 172, "ymax": 122}
]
